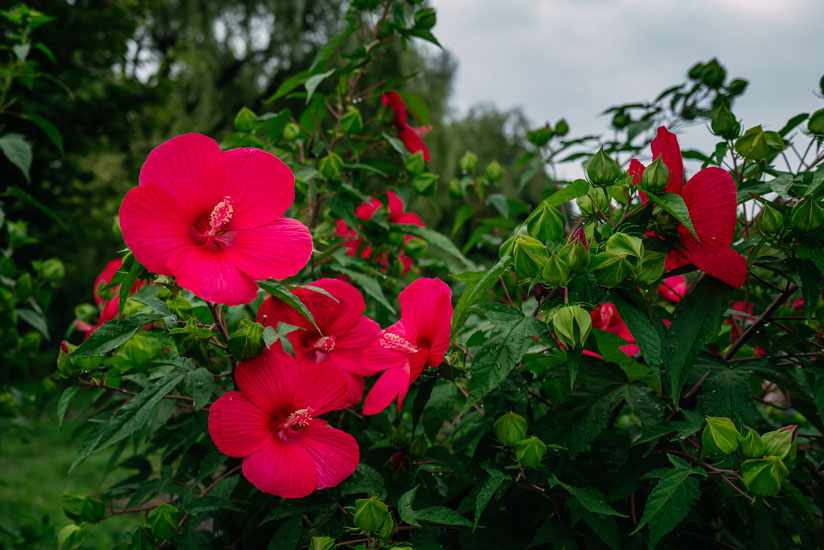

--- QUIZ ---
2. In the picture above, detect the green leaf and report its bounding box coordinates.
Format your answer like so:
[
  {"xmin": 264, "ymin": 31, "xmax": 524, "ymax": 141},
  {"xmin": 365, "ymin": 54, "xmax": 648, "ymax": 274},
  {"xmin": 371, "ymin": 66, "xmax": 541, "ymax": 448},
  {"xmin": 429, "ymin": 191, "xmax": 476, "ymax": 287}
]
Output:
[
  {"xmin": 57, "ymin": 386, "xmax": 79, "ymax": 429},
  {"xmin": 70, "ymin": 371, "xmax": 185, "ymax": 472},
  {"xmin": 401, "ymin": 224, "xmax": 477, "ymax": 269},
  {"xmin": 605, "ymin": 232, "xmax": 643, "ymax": 258},
  {"xmin": 451, "ymin": 256, "xmax": 510, "ymax": 333},
  {"xmin": 546, "ymin": 179, "xmax": 590, "ymax": 207},
  {"xmin": 631, "ymin": 456, "xmax": 704, "ymax": 549},
  {"xmin": 117, "ymin": 254, "xmax": 146, "ymax": 318},
  {"xmin": 185, "ymin": 368, "xmax": 215, "ymax": 410},
  {"xmin": 265, "ymin": 69, "xmax": 311, "ymax": 102},
  {"xmin": 645, "ymin": 192, "xmax": 699, "ymax": 240},
  {"xmin": 25, "ymin": 113, "xmax": 63, "ymax": 153},
  {"xmin": 339, "ymin": 464, "xmax": 387, "ymax": 500},
  {"xmin": 330, "ymin": 267, "xmax": 395, "ymax": 314},
  {"xmin": 553, "ymin": 476, "xmax": 627, "ymax": 517},
  {"xmin": 465, "ymin": 309, "xmax": 544, "ymax": 408},
  {"xmin": 665, "ymin": 277, "xmax": 730, "ymax": 407},
  {"xmin": 5, "ymin": 185, "xmax": 69, "ymax": 231},
  {"xmin": 69, "ymin": 314, "xmax": 165, "ymax": 358},
  {"xmin": 0, "ymin": 133, "xmax": 33, "ymax": 182},
  {"xmin": 304, "ymin": 69, "xmax": 335, "ymax": 104},
  {"xmin": 798, "ymin": 259, "xmax": 821, "ymax": 320},
  {"xmin": 15, "ymin": 308, "xmax": 50, "ymax": 340},
  {"xmin": 695, "ymin": 362, "xmax": 757, "ymax": 426},
  {"xmin": 610, "ymin": 290, "xmax": 662, "ymax": 378},
  {"xmin": 148, "ymin": 503, "xmax": 181, "ymax": 539},
  {"xmin": 259, "ymin": 281, "xmax": 320, "ymax": 331},
  {"xmin": 398, "ymin": 486, "xmax": 473, "ymax": 527},
  {"xmin": 474, "ymin": 470, "xmax": 507, "ymax": 530}
]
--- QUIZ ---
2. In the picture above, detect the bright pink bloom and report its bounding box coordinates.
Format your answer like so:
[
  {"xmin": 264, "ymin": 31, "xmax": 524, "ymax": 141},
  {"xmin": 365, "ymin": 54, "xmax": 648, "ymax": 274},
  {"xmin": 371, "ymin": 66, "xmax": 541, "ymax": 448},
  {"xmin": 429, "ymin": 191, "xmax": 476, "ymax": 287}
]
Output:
[
  {"xmin": 726, "ymin": 301, "xmax": 756, "ymax": 340},
  {"xmin": 76, "ymin": 259, "xmax": 145, "ymax": 339},
  {"xmin": 208, "ymin": 348, "xmax": 359, "ymax": 498},
  {"xmin": 119, "ymin": 134, "xmax": 312, "ymax": 306},
  {"xmin": 336, "ymin": 191, "xmax": 424, "ymax": 274},
  {"xmin": 589, "ymin": 303, "xmax": 639, "ymax": 357},
  {"xmin": 631, "ymin": 127, "xmax": 746, "ymax": 289},
  {"xmin": 383, "ymin": 91, "xmax": 431, "ymax": 161},
  {"xmin": 257, "ymin": 278, "xmax": 380, "ymax": 406},
  {"xmin": 361, "ymin": 278, "xmax": 453, "ymax": 415},
  {"xmin": 657, "ymin": 275, "xmax": 688, "ymax": 303}
]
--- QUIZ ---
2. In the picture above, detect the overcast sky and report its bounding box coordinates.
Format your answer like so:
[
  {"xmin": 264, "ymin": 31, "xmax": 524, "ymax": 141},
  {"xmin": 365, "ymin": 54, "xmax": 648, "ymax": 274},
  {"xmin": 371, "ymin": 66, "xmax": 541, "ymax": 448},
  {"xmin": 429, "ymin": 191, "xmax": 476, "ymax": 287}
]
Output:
[{"xmin": 430, "ymin": 0, "xmax": 824, "ymax": 160}]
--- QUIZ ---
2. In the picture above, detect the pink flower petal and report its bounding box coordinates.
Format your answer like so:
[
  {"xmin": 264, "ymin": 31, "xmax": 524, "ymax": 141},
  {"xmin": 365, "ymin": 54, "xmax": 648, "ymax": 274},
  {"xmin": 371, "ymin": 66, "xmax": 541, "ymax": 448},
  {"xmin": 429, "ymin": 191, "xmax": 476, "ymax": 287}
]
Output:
[
  {"xmin": 678, "ymin": 246, "xmax": 747, "ymax": 289},
  {"xmin": 299, "ymin": 423, "xmax": 360, "ymax": 489},
  {"xmin": 242, "ymin": 436, "xmax": 318, "ymax": 498},
  {"xmin": 138, "ymin": 133, "xmax": 225, "ymax": 221},
  {"xmin": 94, "ymin": 259, "xmax": 123, "ymax": 306},
  {"xmin": 398, "ymin": 125, "xmax": 431, "ymax": 161},
  {"xmin": 165, "ymin": 245, "xmax": 258, "ymax": 305},
  {"xmin": 257, "ymin": 295, "xmax": 314, "ymax": 332},
  {"xmin": 382, "ymin": 91, "xmax": 407, "ymax": 127},
  {"xmin": 222, "ymin": 148, "xmax": 296, "ymax": 229},
  {"xmin": 629, "ymin": 159, "xmax": 645, "ymax": 186},
  {"xmin": 208, "ymin": 391, "xmax": 271, "ymax": 457},
  {"xmin": 293, "ymin": 278, "xmax": 365, "ymax": 336},
  {"xmin": 358, "ymin": 323, "xmax": 411, "ymax": 376},
  {"xmin": 221, "ymin": 217, "xmax": 313, "ymax": 282},
  {"xmin": 291, "ymin": 364, "xmax": 351, "ymax": 416},
  {"xmin": 398, "ymin": 278, "xmax": 453, "ymax": 366},
  {"xmin": 342, "ymin": 371, "xmax": 365, "ymax": 407},
  {"xmin": 119, "ymin": 183, "xmax": 190, "ymax": 275},
  {"xmin": 324, "ymin": 316, "xmax": 381, "ymax": 375},
  {"xmin": 651, "ymin": 126, "xmax": 684, "ymax": 195},
  {"xmin": 658, "ymin": 275, "xmax": 688, "ymax": 303},
  {"xmin": 356, "ymin": 198, "xmax": 383, "ymax": 220},
  {"xmin": 235, "ymin": 348, "xmax": 300, "ymax": 414},
  {"xmin": 363, "ymin": 365, "xmax": 411, "ymax": 415}
]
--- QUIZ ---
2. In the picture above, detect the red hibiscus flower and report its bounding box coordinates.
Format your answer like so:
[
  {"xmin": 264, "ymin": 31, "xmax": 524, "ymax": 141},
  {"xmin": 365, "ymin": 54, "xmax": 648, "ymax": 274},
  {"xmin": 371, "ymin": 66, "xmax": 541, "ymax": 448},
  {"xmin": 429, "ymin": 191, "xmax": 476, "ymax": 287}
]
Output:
[
  {"xmin": 630, "ymin": 127, "xmax": 746, "ymax": 289},
  {"xmin": 208, "ymin": 348, "xmax": 359, "ymax": 498},
  {"xmin": 657, "ymin": 275, "xmax": 688, "ymax": 303},
  {"xmin": 361, "ymin": 278, "xmax": 453, "ymax": 415},
  {"xmin": 587, "ymin": 303, "xmax": 639, "ymax": 357},
  {"xmin": 75, "ymin": 258, "xmax": 144, "ymax": 339},
  {"xmin": 119, "ymin": 134, "xmax": 312, "ymax": 306},
  {"xmin": 383, "ymin": 91, "xmax": 431, "ymax": 161},
  {"xmin": 257, "ymin": 278, "xmax": 380, "ymax": 407},
  {"xmin": 336, "ymin": 191, "xmax": 424, "ymax": 274}
]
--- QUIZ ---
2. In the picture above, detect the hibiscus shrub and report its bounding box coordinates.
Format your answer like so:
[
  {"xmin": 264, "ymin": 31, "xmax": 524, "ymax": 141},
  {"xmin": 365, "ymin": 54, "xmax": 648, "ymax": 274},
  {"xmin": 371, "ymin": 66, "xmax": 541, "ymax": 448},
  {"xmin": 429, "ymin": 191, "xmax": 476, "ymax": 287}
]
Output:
[{"xmin": 54, "ymin": 2, "xmax": 824, "ymax": 549}]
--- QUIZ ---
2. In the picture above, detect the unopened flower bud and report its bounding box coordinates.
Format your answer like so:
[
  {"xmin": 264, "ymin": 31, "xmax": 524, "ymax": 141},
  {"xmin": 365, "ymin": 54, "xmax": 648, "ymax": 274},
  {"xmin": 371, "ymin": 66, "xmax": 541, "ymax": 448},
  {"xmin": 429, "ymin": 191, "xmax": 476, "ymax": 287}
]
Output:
[
  {"xmin": 688, "ymin": 62, "xmax": 704, "ymax": 80},
  {"xmin": 711, "ymin": 104, "xmax": 740, "ymax": 139},
  {"xmin": 526, "ymin": 201, "xmax": 566, "ymax": 242},
  {"xmin": 499, "ymin": 235, "xmax": 516, "ymax": 260},
  {"xmin": 740, "ymin": 427, "xmax": 766, "ymax": 459},
  {"xmin": 15, "ymin": 273, "xmax": 34, "ymax": 298},
  {"xmin": 741, "ymin": 456, "xmax": 789, "ymax": 497},
  {"xmin": 790, "ymin": 198, "xmax": 824, "ymax": 233},
  {"xmin": 808, "ymin": 108, "xmax": 824, "ymax": 136},
  {"xmin": 41, "ymin": 258, "xmax": 65, "ymax": 284},
  {"xmin": 559, "ymin": 240, "xmax": 589, "ymax": 272},
  {"xmin": 512, "ymin": 235, "xmax": 549, "ymax": 279},
  {"xmin": 701, "ymin": 417, "xmax": 740, "ymax": 456},
  {"xmin": 460, "ymin": 151, "xmax": 479, "ymax": 172},
  {"xmin": 340, "ymin": 105, "xmax": 363, "ymax": 135},
  {"xmin": 553, "ymin": 305, "xmax": 592, "ymax": 350},
  {"xmin": 404, "ymin": 151, "xmax": 426, "ymax": 175},
  {"xmin": 554, "ymin": 118, "xmax": 569, "ymax": 136},
  {"xmin": 283, "ymin": 122, "xmax": 301, "ymax": 141},
  {"xmin": 319, "ymin": 152, "xmax": 343, "ymax": 179},
  {"xmin": 762, "ymin": 425, "xmax": 797, "ymax": 461},
  {"xmin": 514, "ymin": 436, "xmax": 547, "ymax": 468},
  {"xmin": 541, "ymin": 254, "xmax": 570, "ymax": 288},
  {"xmin": 594, "ymin": 253, "xmax": 634, "ymax": 287},
  {"xmin": 527, "ymin": 125, "xmax": 553, "ymax": 147},
  {"xmin": 485, "ymin": 161, "xmax": 504, "ymax": 183},
  {"xmin": 700, "ymin": 58, "xmax": 726, "ymax": 88},
  {"xmin": 353, "ymin": 497, "xmax": 391, "ymax": 534},
  {"xmin": 586, "ymin": 147, "xmax": 621, "ymax": 187},
  {"xmin": 227, "ymin": 320, "xmax": 266, "ymax": 361},
  {"xmin": 758, "ymin": 204, "xmax": 784, "ymax": 235},
  {"xmin": 577, "ymin": 187, "xmax": 610, "ymax": 218},
  {"xmin": 735, "ymin": 125, "xmax": 768, "ymax": 160},
  {"xmin": 494, "ymin": 411, "xmax": 528, "ymax": 446},
  {"xmin": 640, "ymin": 156, "xmax": 670, "ymax": 194},
  {"xmin": 448, "ymin": 178, "xmax": 463, "ymax": 199}
]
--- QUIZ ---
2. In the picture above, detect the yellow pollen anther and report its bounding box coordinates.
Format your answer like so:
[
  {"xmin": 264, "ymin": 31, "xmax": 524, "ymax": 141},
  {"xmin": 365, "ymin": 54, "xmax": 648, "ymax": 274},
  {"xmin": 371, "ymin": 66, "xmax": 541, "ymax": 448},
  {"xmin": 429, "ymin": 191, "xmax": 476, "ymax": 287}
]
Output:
[
  {"xmin": 283, "ymin": 407, "xmax": 314, "ymax": 430},
  {"xmin": 379, "ymin": 332, "xmax": 420, "ymax": 354},
  {"xmin": 207, "ymin": 197, "xmax": 233, "ymax": 238}
]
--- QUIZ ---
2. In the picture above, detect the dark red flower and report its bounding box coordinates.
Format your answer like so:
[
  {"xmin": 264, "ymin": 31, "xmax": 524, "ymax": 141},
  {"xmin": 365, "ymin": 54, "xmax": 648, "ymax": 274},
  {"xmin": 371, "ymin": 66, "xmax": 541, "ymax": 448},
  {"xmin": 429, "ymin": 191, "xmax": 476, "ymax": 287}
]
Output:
[
  {"xmin": 77, "ymin": 258, "xmax": 144, "ymax": 339},
  {"xmin": 587, "ymin": 303, "xmax": 639, "ymax": 357},
  {"xmin": 383, "ymin": 91, "xmax": 431, "ymax": 161},
  {"xmin": 658, "ymin": 275, "xmax": 688, "ymax": 303}
]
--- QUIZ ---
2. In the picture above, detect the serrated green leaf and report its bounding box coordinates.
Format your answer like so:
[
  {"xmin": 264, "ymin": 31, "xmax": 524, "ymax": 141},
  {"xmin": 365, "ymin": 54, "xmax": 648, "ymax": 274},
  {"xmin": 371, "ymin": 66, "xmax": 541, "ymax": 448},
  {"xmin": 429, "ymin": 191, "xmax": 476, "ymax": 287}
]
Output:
[
  {"xmin": 451, "ymin": 256, "xmax": 510, "ymax": 333},
  {"xmin": 0, "ymin": 133, "xmax": 32, "ymax": 182},
  {"xmin": 474, "ymin": 470, "xmax": 507, "ymax": 530},
  {"xmin": 610, "ymin": 290, "xmax": 662, "ymax": 378},
  {"xmin": 546, "ymin": 179, "xmax": 590, "ymax": 207},
  {"xmin": 398, "ymin": 485, "xmax": 473, "ymax": 527},
  {"xmin": 401, "ymin": 224, "xmax": 476, "ymax": 269},
  {"xmin": 304, "ymin": 69, "xmax": 334, "ymax": 104},
  {"xmin": 57, "ymin": 385, "xmax": 78, "ymax": 430},
  {"xmin": 185, "ymin": 367, "xmax": 215, "ymax": 410},
  {"xmin": 26, "ymin": 113, "xmax": 63, "ymax": 153},
  {"xmin": 70, "ymin": 314, "xmax": 165, "ymax": 358}
]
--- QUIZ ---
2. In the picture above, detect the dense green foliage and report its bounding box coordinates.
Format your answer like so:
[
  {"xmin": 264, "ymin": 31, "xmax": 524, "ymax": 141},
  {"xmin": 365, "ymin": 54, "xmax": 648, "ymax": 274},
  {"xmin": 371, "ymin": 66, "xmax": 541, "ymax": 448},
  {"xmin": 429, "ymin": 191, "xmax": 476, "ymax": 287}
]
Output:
[{"xmin": 3, "ymin": 2, "xmax": 824, "ymax": 549}]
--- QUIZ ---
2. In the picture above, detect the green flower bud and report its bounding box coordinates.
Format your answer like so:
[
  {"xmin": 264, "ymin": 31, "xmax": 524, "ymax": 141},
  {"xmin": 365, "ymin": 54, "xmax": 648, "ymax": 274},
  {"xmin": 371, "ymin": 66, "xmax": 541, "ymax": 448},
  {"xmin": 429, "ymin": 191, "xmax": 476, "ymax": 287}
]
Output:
[
  {"xmin": 514, "ymin": 436, "xmax": 547, "ymax": 468},
  {"xmin": 527, "ymin": 125, "xmax": 553, "ymax": 147},
  {"xmin": 553, "ymin": 305, "xmax": 592, "ymax": 350},
  {"xmin": 309, "ymin": 537, "xmax": 336, "ymax": 550},
  {"xmin": 790, "ymin": 198, "xmax": 824, "ymax": 233},
  {"xmin": 404, "ymin": 151, "xmax": 426, "ymax": 175},
  {"xmin": 448, "ymin": 178, "xmax": 463, "ymax": 199},
  {"xmin": 499, "ymin": 235, "xmax": 516, "ymax": 260},
  {"xmin": 541, "ymin": 253, "xmax": 570, "ymax": 288},
  {"xmin": 711, "ymin": 104, "xmax": 740, "ymax": 139},
  {"xmin": 80, "ymin": 496, "xmax": 106, "ymax": 523},
  {"xmin": 148, "ymin": 503, "xmax": 181, "ymax": 540},
  {"xmin": 485, "ymin": 161, "xmax": 504, "ymax": 183},
  {"xmin": 640, "ymin": 156, "xmax": 670, "ymax": 194},
  {"xmin": 228, "ymin": 319, "xmax": 266, "ymax": 361},
  {"xmin": 559, "ymin": 240, "xmax": 589, "ymax": 273},
  {"xmin": 319, "ymin": 152, "xmax": 344, "ymax": 179},
  {"xmin": 493, "ymin": 411, "xmax": 528, "ymax": 446},
  {"xmin": 353, "ymin": 497, "xmax": 392, "ymax": 534},
  {"xmin": 58, "ymin": 524, "xmax": 86, "ymax": 550},
  {"xmin": 808, "ymin": 108, "xmax": 824, "ymax": 136},
  {"xmin": 412, "ymin": 172, "xmax": 439, "ymax": 196},
  {"xmin": 283, "ymin": 122, "xmax": 301, "ymax": 141},
  {"xmin": 234, "ymin": 106, "xmax": 257, "ymax": 132},
  {"xmin": 577, "ymin": 187, "xmax": 610, "ymax": 218},
  {"xmin": 636, "ymin": 250, "xmax": 667, "ymax": 285},
  {"xmin": 129, "ymin": 527, "xmax": 155, "ymax": 550},
  {"xmin": 740, "ymin": 427, "xmax": 767, "ymax": 459},
  {"xmin": 41, "ymin": 258, "xmax": 66, "ymax": 284},
  {"xmin": 512, "ymin": 235, "xmax": 549, "ymax": 279},
  {"xmin": 740, "ymin": 456, "xmax": 789, "ymax": 497},
  {"xmin": 586, "ymin": 147, "xmax": 621, "ymax": 187},
  {"xmin": 700, "ymin": 58, "xmax": 726, "ymax": 88},
  {"xmin": 727, "ymin": 78, "xmax": 748, "ymax": 96},
  {"xmin": 554, "ymin": 118, "xmax": 569, "ymax": 136},
  {"xmin": 687, "ymin": 62, "xmax": 704, "ymax": 80},
  {"xmin": 526, "ymin": 201, "xmax": 566, "ymax": 242},
  {"xmin": 758, "ymin": 204, "xmax": 784, "ymax": 235},
  {"xmin": 701, "ymin": 417, "xmax": 740, "ymax": 456},
  {"xmin": 594, "ymin": 253, "xmax": 634, "ymax": 287},
  {"xmin": 735, "ymin": 125, "xmax": 769, "ymax": 160},
  {"xmin": 15, "ymin": 272, "xmax": 34, "ymax": 298},
  {"xmin": 460, "ymin": 151, "xmax": 479, "ymax": 172},
  {"xmin": 340, "ymin": 105, "xmax": 363, "ymax": 135},
  {"xmin": 612, "ymin": 111, "xmax": 630, "ymax": 129},
  {"xmin": 762, "ymin": 425, "xmax": 797, "ymax": 461}
]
